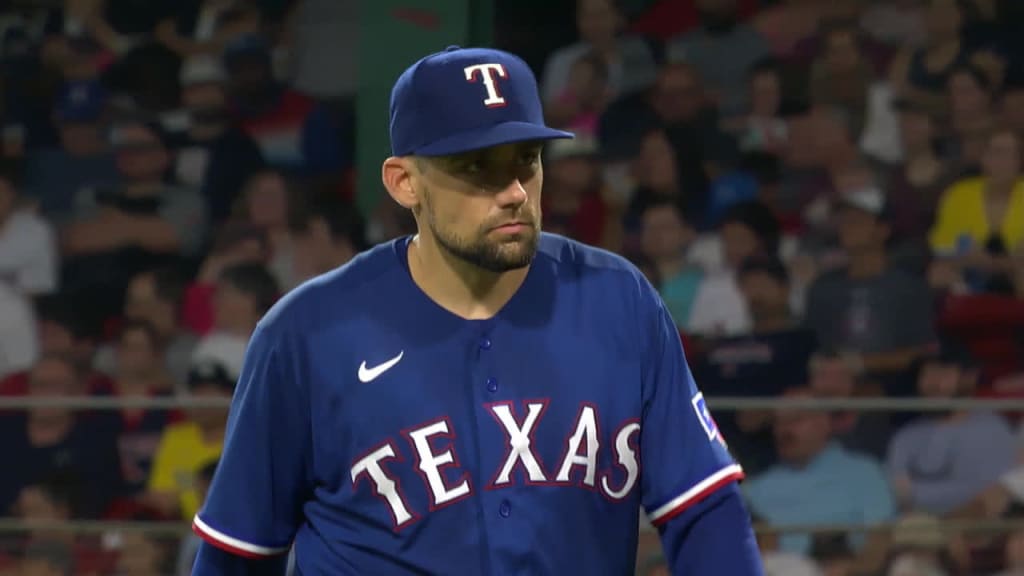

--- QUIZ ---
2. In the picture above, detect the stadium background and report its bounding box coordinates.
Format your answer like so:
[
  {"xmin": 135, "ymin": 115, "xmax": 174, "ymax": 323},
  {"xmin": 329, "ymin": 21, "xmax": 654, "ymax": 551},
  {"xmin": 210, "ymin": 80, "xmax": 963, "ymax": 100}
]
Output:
[{"xmin": 0, "ymin": 0, "xmax": 1023, "ymax": 574}]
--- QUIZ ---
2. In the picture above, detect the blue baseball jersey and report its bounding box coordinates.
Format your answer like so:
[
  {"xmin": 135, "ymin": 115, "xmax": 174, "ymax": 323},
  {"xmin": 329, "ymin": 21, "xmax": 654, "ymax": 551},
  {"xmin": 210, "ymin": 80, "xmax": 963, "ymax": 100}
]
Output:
[{"xmin": 193, "ymin": 233, "xmax": 744, "ymax": 575}]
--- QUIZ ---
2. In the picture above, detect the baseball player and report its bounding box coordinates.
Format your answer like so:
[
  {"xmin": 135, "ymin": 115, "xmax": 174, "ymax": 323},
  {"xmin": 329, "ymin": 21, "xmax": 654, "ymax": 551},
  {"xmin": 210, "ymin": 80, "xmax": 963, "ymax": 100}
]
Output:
[{"xmin": 191, "ymin": 46, "xmax": 762, "ymax": 575}]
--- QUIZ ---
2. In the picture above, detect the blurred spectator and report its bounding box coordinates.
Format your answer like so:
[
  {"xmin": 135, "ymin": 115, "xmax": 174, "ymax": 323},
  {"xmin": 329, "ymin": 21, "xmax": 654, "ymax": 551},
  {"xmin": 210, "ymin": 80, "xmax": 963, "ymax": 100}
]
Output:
[
  {"xmin": 285, "ymin": 0, "xmax": 359, "ymax": 101},
  {"xmin": 721, "ymin": 58, "xmax": 790, "ymax": 156},
  {"xmin": 858, "ymin": 0, "xmax": 927, "ymax": 51},
  {"xmin": 887, "ymin": 342, "xmax": 1014, "ymax": 516},
  {"xmin": 888, "ymin": 0, "xmax": 1004, "ymax": 114},
  {"xmin": 0, "ymin": 158, "xmax": 57, "ymax": 296},
  {"xmin": 540, "ymin": 0, "xmax": 657, "ymax": 108},
  {"xmin": 0, "ymin": 279, "xmax": 39, "ymax": 381},
  {"xmin": 14, "ymin": 538, "xmax": 74, "ymax": 576},
  {"xmin": 103, "ymin": 320, "xmax": 181, "ymax": 503},
  {"xmin": 0, "ymin": 354, "xmax": 120, "ymax": 519},
  {"xmin": 882, "ymin": 514, "xmax": 965, "ymax": 576},
  {"xmin": 22, "ymin": 79, "xmax": 119, "ymax": 225},
  {"xmin": 166, "ymin": 57, "xmax": 265, "ymax": 224},
  {"xmin": 599, "ymin": 63, "xmax": 721, "ymax": 193},
  {"xmin": 929, "ymin": 128, "xmax": 1024, "ymax": 294},
  {"xmin": 688, "ymin": 200, "xmax": 780, "ymax": 337},
  {"xmin": 666, "ymin": 0, "xmax": 771, "ymax": 116},
  {"xmin": 190, "ymin": 262, "xmax": 277, "ymax": 381},
  {"xmin": 94, "ymin": 268, "xmax": 196, "ymax": 388},
  {"xmin": 885, "ymin": 98, "xmax": 957, "ymax": 270},
  {"xmin": 144, "ymin": 360, "xmax": 230, "ymax": 520},
  {"xmin": 803, "ymin": 188, "xmax": 934, "ymax": 374},
  {"xmin": 808, "ymin": 349, "xmax": 893, "ymax": 460},
  {"xmin": 61, "ymin": 119, "xmax": 208, "ymax": 319},
  {"xmin": 154, "ymin": 0, "xmax": 261, "ymax": 68},
  {"xmin": 1003, "ymin": 80, "xmax": 1024, "ymax": 137},
  {"xmin": 809, "ymin": 18, "xmax": 874, "ymax": 137},
  {"xmin": 639, "ymin": 198, "xmax": 701, "ymax": 327},
  {"xmin": 744, "ymin": 386, "xmax": 895, "ymax": 561},
  {"xmin": 111, "ymin": 523, "xmax": 177, "ymax": 576},
  {"xmin": 223, "ymin": 34, "xmax": 343, "ymax": 176},
  {"xmin": 695, "ymin": 254, "xmax": 816, "ymax": 474},
  {"xmin": 229, "ymin": 169, "xmax": 296, "ymax": 289},
  {"xmin": 288, "ymin": 191, "xmax": 366, "ymax": 286},
  {"xmin": 545, "ymin": 50, "xmax": 612, "ymax": 139},
  {"xmin": 946, "ymin": 64, "xmax": 997, "ymax": 167}
]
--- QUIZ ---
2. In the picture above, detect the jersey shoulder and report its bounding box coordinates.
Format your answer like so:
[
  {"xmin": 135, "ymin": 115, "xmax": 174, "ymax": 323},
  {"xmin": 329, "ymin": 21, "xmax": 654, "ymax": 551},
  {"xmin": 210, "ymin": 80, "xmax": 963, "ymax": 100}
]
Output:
[
  {"xmin": 257, "ymin": 238, "xmax": 407, "ymax": 336},
  {"xmin": 536, "ymin": 232, "xmax": 660, "ymax": 305}
]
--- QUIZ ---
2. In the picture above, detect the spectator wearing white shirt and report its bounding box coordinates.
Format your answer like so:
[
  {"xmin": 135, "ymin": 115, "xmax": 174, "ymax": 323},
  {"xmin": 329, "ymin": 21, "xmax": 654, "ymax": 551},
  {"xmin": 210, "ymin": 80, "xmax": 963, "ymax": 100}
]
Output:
[{"xmin": 0, "ymin": 158, "xmax": 58, "ymax": 296}]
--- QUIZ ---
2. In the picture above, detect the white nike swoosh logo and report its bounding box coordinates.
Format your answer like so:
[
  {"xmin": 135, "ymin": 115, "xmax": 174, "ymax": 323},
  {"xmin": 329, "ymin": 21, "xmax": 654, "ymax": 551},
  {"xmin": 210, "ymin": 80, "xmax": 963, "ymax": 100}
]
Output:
[{"xmin": 358, "ymin": 351, "xmax": 404, "ymax": 383}]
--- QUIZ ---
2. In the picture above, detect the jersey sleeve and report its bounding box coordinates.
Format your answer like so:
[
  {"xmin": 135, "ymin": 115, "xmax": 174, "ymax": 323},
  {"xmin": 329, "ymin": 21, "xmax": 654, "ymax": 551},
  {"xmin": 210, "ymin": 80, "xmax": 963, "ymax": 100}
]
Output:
[
  {"xmin": 640, "ymin": 298, "xmax": 745, "ymax": 528},
  {"xmin": 192, "ymin": 322, "xmax": 312, "ymax": 559}
]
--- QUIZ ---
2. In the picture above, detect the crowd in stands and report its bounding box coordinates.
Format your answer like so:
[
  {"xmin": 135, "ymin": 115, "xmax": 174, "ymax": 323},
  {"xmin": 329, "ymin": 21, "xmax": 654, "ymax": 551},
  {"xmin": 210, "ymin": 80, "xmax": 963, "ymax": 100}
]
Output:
[{"xmin": 0, "ymin": 0, "xmax": 1022, "ymax": 574}]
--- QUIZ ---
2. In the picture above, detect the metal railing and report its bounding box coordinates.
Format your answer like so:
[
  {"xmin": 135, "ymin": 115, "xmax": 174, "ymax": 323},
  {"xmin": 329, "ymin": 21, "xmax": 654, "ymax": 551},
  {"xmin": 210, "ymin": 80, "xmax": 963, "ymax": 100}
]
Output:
[{"xmin": 4, "ymin": 395, "xmax": 1024, "ymax": 411}]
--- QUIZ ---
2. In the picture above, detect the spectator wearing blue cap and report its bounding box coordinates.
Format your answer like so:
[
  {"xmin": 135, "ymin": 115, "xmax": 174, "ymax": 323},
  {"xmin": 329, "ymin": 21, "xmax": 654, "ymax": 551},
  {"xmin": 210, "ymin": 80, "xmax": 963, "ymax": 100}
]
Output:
[{"xmin": 23, "ymin": 79, "xmax": 121, "ymax": 224}]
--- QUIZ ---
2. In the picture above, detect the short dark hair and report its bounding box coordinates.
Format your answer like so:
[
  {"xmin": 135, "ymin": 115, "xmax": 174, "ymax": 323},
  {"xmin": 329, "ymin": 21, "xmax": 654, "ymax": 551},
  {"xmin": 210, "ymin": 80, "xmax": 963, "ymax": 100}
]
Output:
[
  {"xmin": 219, "ymin": 263, "xmax": 279, "ymax": 315},
  {"xmin": 640, "ymin": 197, "xmax": 695, "ymax": 229},
  {"xmin": 720, "ymin": 200, "xmax": 781, "ymax": 255},
  {"xmin": 290, "ymin": 192, "xmax": 368, "ymax": 252}
]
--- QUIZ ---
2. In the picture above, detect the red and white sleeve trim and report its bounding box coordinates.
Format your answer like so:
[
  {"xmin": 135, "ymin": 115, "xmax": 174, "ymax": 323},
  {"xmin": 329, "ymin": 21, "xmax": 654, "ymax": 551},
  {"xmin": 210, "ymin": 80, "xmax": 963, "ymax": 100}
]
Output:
[
  {"xmin": 647, "ymin": 464, "xmax": 745, "ymax": 527},
  {"xmin": 192, "ymin": 515, "xmax": 290, "ymax": 559}
]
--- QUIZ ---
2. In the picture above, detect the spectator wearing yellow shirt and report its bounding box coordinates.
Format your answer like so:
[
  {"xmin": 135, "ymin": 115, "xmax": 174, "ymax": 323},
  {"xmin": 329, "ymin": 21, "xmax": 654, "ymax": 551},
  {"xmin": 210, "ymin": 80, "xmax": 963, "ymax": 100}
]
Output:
[
  {"xmin": 143, "ymin": 361, "xmax": 232, "ymax": 520},
  {"xmin": 929, "ymin": 129, "xmax": 1024, "ymax": 291}
]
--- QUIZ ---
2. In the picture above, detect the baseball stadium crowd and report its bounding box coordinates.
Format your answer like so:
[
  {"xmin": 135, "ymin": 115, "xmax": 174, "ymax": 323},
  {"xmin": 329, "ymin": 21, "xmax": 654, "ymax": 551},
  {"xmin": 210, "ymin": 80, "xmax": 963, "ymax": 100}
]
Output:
[{"xmin": 0, "ymin": 0, "xmax": 1022, "ymax": 574}]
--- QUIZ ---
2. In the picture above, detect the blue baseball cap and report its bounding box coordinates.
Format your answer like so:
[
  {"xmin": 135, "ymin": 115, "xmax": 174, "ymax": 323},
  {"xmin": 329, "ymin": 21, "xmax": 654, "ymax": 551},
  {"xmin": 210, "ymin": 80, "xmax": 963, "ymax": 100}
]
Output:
[{"xmin": 389, "ymin": 46, "xmax": 574, "ymax": 157}]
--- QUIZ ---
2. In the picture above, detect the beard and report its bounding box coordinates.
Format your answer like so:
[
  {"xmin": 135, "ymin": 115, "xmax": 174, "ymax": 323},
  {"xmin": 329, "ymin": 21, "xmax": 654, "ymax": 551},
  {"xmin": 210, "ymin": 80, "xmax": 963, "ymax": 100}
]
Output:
[{"xmin": 422, "ymin": 193, "xmax": 540, "ymax": 273}]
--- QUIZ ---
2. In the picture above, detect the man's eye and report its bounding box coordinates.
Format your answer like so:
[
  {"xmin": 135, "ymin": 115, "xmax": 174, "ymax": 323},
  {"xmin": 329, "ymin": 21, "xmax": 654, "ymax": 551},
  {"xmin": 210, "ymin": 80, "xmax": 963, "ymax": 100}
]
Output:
[
  {"xmin": 462, "ymin": 161, "xmax": 483, "ymax": 174},
  {"xmin": 518, "ymin": 152, "xmax": 540, "ymax": 166}
]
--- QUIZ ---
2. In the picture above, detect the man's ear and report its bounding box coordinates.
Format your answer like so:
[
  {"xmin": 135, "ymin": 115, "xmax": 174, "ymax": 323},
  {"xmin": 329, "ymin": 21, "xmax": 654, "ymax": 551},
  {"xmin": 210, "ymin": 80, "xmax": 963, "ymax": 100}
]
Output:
[{"xmin": 382, "ymin": 156, "xmax": 420, "ymax": 210}]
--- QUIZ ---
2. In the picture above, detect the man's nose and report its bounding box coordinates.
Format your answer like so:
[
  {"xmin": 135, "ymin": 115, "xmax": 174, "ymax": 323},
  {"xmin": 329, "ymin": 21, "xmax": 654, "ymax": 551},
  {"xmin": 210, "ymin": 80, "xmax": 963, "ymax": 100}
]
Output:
[{"xmin": 495, "ymin": 178, "xmax": 528, "ymax": 209}]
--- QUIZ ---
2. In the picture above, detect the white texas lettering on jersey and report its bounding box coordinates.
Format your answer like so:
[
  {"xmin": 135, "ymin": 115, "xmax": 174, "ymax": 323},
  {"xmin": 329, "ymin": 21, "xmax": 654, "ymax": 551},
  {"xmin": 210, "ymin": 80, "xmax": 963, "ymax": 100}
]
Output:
[
  {"xmin": 464, "ymin": 63, "xmax": 508, "ymax": 108},
  {"xmin": 351, "ymin": 444, "xmax": 416, "ymax": 528},
  {"xmin": 349, "ymin": 402, "xmax": 643, "ymax": 530},
  {"xmin": 406, "ymin": 419, "xmax": 472, "ymax": 508},
  {"xmin": 555, "ymin": 405, "xmax": 600, "ymax": 486},
  {"xmin": 489, "ymin": 402, "xmax": 548, "ymax": 486}
]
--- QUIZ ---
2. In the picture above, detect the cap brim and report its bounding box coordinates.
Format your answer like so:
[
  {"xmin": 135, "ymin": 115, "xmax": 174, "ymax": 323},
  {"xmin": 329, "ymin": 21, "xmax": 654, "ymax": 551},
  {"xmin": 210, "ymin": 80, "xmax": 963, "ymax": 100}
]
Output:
[{"xmin": 413, "ymin": 121, "xmax": 574, "ymax": 157}]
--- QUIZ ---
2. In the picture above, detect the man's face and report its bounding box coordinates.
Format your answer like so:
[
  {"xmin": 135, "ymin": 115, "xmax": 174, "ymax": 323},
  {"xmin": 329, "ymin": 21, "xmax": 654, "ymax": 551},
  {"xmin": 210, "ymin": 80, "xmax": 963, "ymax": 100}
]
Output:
[
  {"xmin": 413, "ymin": 141, "xmax": 544, "ymax": 273},
  {"xmin": 641, "ymin": 204, "xmax": 692, "ymax": 262},
  {"xmin": 918, "ymin": 362, "xmax": 963, "ymax": 398},
  {"xmin": 721, "ymin": 222, "xmax": 760, "ymax": 269},
  {"xmin": 982, "ymin": 132, "xmax": 1021, "ymax": 182},
  {"xmin": 651, "ymin": 67, "xmax": 703, "ymax": 124},
  {"xmin": 214, "ymin": 281, "xmax": 256, "ymax": 332},
  {"xmin": 117, "ymin": 328, "xmax": 158, "ymax": 377},
  {"xmin": 750, "ymin": 71, "xmax": 781, "ymax": 117},
  {"xmin": 824, "ymin": 30, "xmax": 860, "ymax": 72},
  {"xmin": 576, "ymin": 0, "xmax": 620, "ymax": 45},
  {"xmin": 837, "ymin": 205, "xmax": 886, "ymax": 253},
  {"xmin": 188, "ymin": 382, "xmax": 232, "ymax": 428},
  {"xmin": 739, "ymin": 270, "xmax": 788, "ymax": 319},
  {"xmin": 948, "ymin": 71, "xmax": 989, "ymax": 119},
  {"xmin": 125, "ymin": 274, "xmax": 174, "ymax": 336},
  {"xmin": 114, "ymin": 124, "xmax": 168, "ymax": 182},
  {"xmin": 774, "ymin": 405, "xmax": 831, "ymax": 466},
  {"xmin": 810, "ymin": 358, "xmax": 855, "ymax": 397},
  {"xmin": 899, "ymin": 110, "xmax": 934, "ymax": 154}
]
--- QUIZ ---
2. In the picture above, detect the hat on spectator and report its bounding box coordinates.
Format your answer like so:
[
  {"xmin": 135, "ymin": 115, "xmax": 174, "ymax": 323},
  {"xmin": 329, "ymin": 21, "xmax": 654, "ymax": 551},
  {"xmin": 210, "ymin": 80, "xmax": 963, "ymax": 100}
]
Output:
[
  {"xmin": 389, "ymin": 45, "xmax": 573, "ymax": 157},
  {"xmin": 191, "ymin": 333, "xmax": 247, "ymax": 382},
  {"xmin": 187, "ymin": 359, "xmax": 236, "ymax": 391},
  {"xmin": 836, "ymin": 186, "xmax": 892, "ymax": 221},
  {"xmin": 55, "ymin": 80, "xmax": 108, "ymax": 123}
]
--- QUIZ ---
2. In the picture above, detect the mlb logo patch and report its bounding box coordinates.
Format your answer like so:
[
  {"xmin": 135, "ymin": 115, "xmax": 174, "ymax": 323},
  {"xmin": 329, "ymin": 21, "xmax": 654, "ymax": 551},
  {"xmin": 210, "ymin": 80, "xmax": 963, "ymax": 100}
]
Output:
[{"xmin": 691, "ymin": 393, "xmax": 720, "ymax": 443}]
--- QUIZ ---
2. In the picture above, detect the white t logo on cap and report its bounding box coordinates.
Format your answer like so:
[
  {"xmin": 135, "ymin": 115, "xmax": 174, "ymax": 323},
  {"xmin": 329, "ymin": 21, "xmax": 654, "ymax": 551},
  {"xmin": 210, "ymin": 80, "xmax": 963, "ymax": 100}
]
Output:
[{"xmin": 464, "ymin": 63, "xmax": 508, "ymax": 108}]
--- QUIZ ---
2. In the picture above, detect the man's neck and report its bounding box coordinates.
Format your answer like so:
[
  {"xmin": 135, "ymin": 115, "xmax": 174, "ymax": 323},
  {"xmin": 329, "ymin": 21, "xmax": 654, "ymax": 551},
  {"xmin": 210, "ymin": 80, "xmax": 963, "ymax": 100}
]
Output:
[
  {"xmin": 408, "ymin": 234, "xmax": 529, "ymax": 320},
  {"xmin": 847, "ymin": 249, "xmax": 886, "ymax": 279},
  {"xmin": 986, "ymin": 176, "xmax": 1017, "ymax": 198}
]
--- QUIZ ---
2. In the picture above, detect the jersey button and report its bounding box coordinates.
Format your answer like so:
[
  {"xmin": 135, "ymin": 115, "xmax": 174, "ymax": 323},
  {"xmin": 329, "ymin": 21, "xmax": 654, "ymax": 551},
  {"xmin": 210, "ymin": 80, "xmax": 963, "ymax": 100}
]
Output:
[
  {"xmin": 499, "ymin": 500, "xmax": 511, "ymax": 518},
  {"xmin": 479, "ymin": 337, "xmax": 492, "ymax": 350},
  {"xmin": 486, "ymin": 377, "xmax": 498, "ymax": 393}
]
